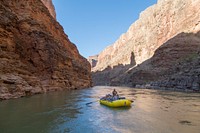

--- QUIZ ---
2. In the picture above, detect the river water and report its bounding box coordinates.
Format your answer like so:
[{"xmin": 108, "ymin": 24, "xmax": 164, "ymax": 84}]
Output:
[{"xmin": 0, "ymin": 86, "xmax": 200, "ymax": 133}]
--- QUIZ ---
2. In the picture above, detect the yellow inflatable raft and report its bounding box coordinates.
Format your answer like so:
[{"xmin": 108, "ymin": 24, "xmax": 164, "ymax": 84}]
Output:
[{"xmin": 100, "ymin": 99, "xmax": 132, "ymax": 107}]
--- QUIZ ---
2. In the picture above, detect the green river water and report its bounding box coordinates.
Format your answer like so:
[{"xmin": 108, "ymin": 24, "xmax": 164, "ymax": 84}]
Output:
[{"xmin": 0, "ymin": 86, "xmax": 200, "ymax": 133}]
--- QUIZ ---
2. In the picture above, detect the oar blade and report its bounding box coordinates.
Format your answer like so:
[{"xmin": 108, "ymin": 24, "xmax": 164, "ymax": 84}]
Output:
[
  {"xmin": 86, "ymin": 100, "xmax": 99, "ymax": 105},
  {"xmin": 86, "ymin": 102, "xmax": 93, "ymax": 105}
]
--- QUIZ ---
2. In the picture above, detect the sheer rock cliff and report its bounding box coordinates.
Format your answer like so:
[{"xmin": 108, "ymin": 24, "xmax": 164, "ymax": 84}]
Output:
[
  {"xmin": 0, "ymin": 0, "xmax": 91, "ymax": 100},
  {"xmin": 92, "ymin": 0, "xmax": 200, "ymax": 91}
]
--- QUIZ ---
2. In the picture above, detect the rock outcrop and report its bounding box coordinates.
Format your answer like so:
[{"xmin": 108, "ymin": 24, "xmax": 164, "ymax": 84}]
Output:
[
  {"xmin": 92, "ymin": 0, "xmax": 200, "ymax": 91},
  {"xmin": 0, "ymin": 0, "xmax": 91, "ymax": 100},
  {"xmin": 88, "ymin": 55, "xmax": 98, "ymax": 68},
  {"xmin": 41, "ymin": 0, "xmax": 56, "ymax": 19}
]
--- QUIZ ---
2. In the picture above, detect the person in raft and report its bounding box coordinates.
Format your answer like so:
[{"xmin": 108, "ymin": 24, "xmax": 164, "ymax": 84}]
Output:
[
  {"xmin": 112, "ymin": 89, "xmax": 119, "ymax": 100},
  {"xmin": 101, "ymin": 94, "xmax": 112, "ymax": 101}
]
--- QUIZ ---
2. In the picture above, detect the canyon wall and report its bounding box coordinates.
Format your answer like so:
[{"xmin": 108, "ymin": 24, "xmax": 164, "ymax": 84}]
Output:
[
  {"xmin": 0, "ymin": 0, "xmax": 91, "ymax": 100},
  {"xmin": 93, "ymin": 0, "xmax": 200, "ymax": 72},
  {"xmin": 92, "ymin": 0, "xmax": 200, "ymax": 91}
]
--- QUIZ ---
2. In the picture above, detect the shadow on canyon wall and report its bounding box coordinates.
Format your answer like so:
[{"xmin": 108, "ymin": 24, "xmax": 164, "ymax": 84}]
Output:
[
  {"xmin": 92, "ymin": 31, "xmax": 200, "ymax": 91},
  {"xmin": 92, "ymin": 51, "xmax": 136, "ymax": 86}
]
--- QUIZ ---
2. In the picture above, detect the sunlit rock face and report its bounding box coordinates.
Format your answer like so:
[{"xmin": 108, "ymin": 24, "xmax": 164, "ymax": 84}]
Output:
[
  {"xmin": 41, "ymin": 0, "xmax": 56, "ymax": 19},
  {"xmin": 92, "ymin": 0, "xmax": 200, "ymax": 91},
  {"xmin": 0, "ymin": 0, "xmax": 92, "ymax": 100},
  {"xmin": 92, "ymin": 0, "xmax": 200, "ymax": 72}
]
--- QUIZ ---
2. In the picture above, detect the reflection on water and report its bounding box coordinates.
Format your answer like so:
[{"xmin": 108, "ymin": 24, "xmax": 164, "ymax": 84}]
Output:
[{"xmin": 0, "ymin": 86, "xmax": 200, "ymax": 133}]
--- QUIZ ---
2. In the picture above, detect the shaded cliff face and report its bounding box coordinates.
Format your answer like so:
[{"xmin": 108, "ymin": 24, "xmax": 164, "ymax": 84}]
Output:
[
  {"xmin": 93, "ymin": 0, "xmax": 200, "ymax": 71},
  {"xmin": 93, "ymin": 32, "xmax": 200, "ymax": 91},
  {"xmin": 0, "ymin": 0, "xmax": 91, "ymax": 100},
  {"xmin": 92, "ymin": 0, "xmax": 200, "ymax": 91},
  {"xmin": 41, "ymin": 0, "xmax": 56, "ymax": 19}
]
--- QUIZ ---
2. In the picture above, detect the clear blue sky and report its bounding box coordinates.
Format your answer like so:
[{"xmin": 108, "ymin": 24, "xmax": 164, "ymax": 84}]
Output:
[{"xmin": 52, "ymin": 0, "xmax": 157, "ymax": 58}]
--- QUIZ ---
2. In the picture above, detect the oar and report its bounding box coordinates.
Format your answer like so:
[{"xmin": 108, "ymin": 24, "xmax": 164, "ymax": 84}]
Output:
[{"xmin": 86, "ymin": 100, "xmax": 99, "ymax": 105}]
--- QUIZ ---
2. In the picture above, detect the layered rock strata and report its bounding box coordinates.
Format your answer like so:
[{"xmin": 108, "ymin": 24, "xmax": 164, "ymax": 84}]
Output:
[
  {"xmin": 92, "ymin": 0, "xmax": 200, "ymax": 91},
  {"xmin": 93, "ymin": 0, "xmax": 200, "ymax": 72},
  {"xmin": 0, "ymin": 0, "xmax": 91, "ymax": 100},
  {"xmin": 93, "ymin": 32, "xmax": 200, "ymax": 91}
]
